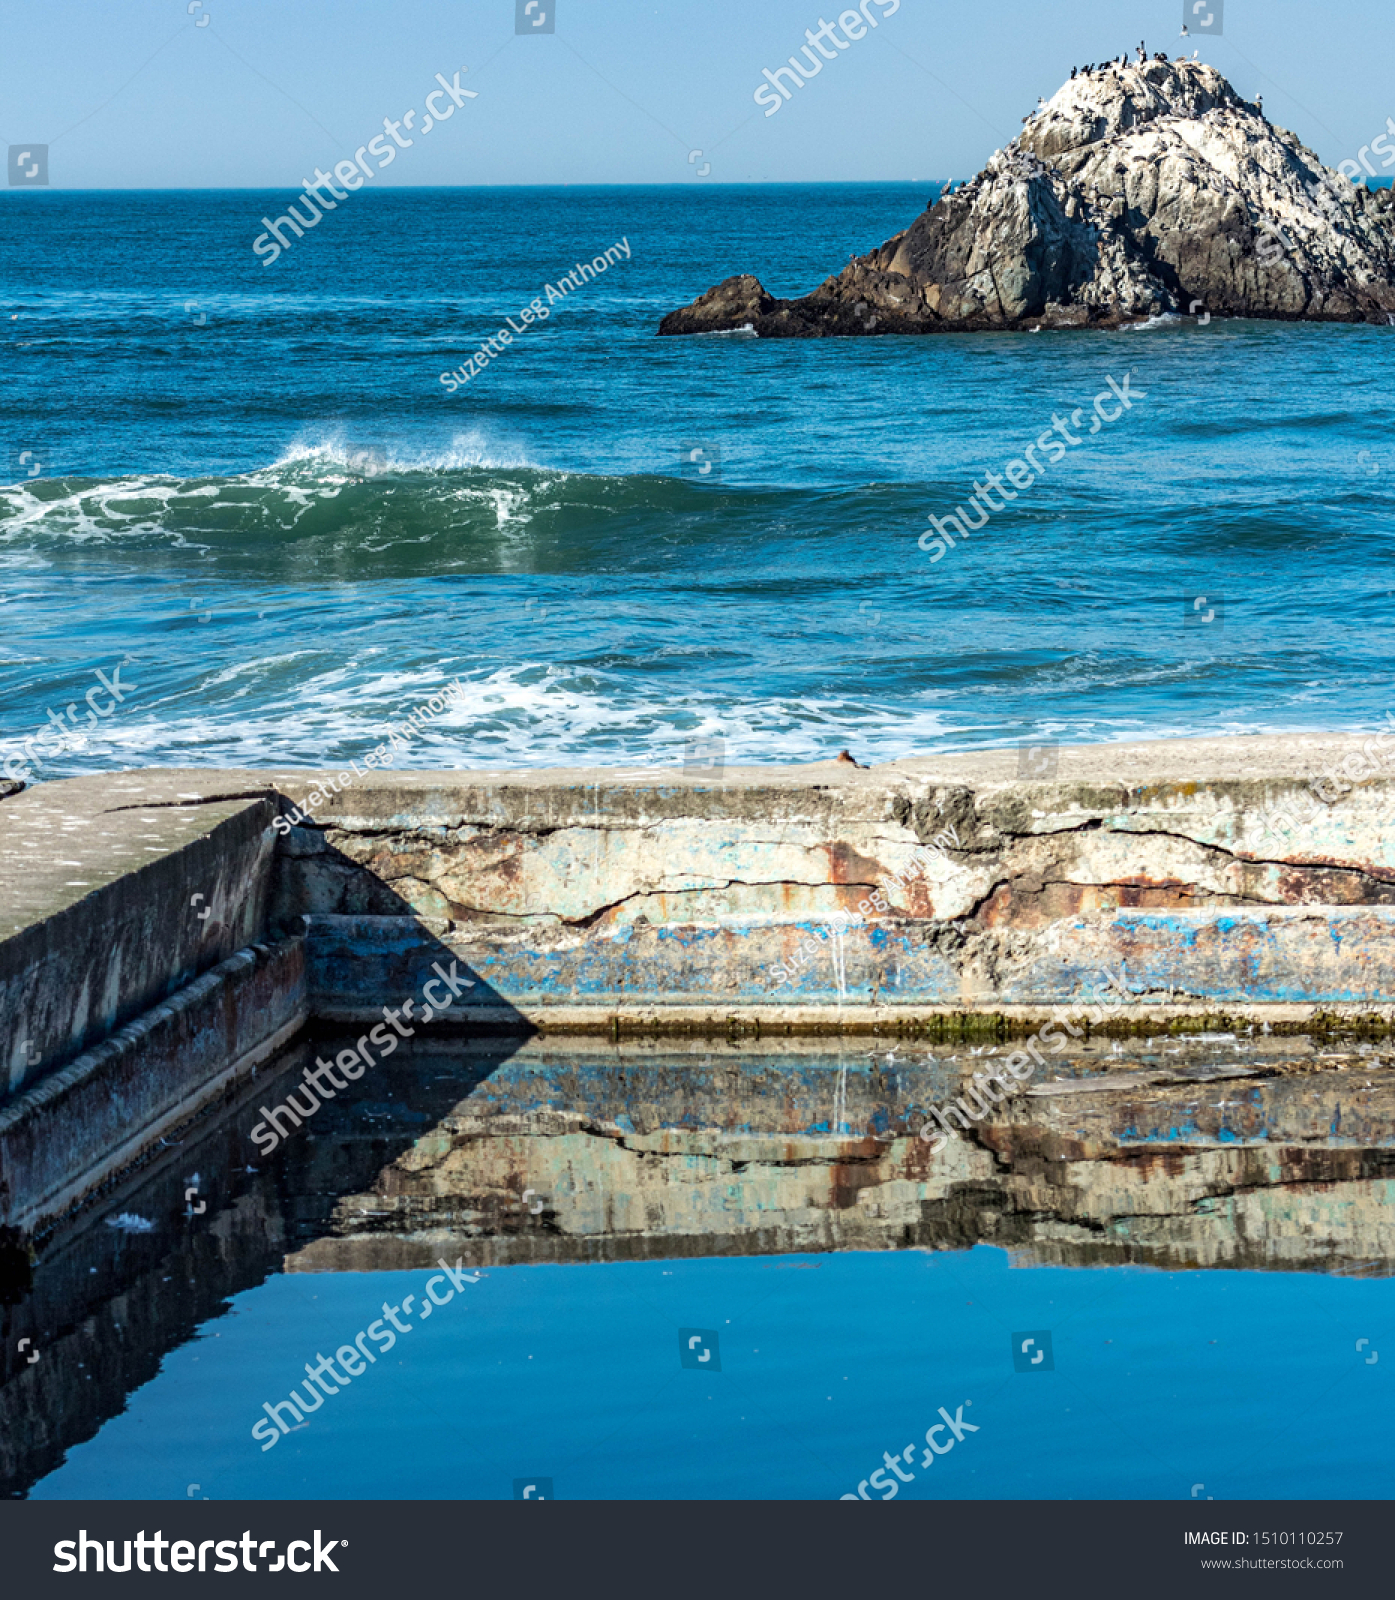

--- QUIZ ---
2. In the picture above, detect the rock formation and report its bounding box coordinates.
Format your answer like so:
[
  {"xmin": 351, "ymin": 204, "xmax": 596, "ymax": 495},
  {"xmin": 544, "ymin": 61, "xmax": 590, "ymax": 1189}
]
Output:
[{"xmin": 659, "ymin": 58, "xmax": 1395, "ymax": 335}]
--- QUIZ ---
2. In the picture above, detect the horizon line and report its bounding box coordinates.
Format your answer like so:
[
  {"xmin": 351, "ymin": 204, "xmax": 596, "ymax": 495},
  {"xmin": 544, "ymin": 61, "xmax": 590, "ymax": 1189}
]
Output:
[{"xmin": 0, "ymin": 179, "xmax": 952, "ymax": 194}]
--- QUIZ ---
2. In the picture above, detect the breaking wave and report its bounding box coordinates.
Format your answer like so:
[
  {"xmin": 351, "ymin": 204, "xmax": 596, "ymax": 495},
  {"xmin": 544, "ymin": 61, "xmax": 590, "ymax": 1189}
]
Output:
[{"xmin": 0, "ymin": 442, "xmax": 827, "ymax": 575}]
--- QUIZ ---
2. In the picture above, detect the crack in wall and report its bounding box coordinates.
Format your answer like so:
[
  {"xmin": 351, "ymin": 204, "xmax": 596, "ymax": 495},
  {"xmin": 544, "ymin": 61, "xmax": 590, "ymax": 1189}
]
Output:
[
  {"xmin": 333, "ymin": 812, "xmax": 1395, "ymax": 915},
  {"xmin": 973, "ymin": 818, "xmax": 1395, "ymax": 884},
  {"xmin": 106, "ymin": 791, "xmax": 276, "ymax": 813}
]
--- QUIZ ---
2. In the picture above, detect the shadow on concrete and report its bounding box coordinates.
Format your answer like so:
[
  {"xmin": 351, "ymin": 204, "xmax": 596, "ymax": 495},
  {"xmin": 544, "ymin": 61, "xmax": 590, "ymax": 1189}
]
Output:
[{"xmin": 1, "ymin": 826, "xmax": 540, "ymax": 1497}]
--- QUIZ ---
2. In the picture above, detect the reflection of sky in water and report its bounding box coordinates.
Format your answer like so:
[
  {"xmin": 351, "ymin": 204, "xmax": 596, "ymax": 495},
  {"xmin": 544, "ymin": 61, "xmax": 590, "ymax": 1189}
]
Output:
[{"xmin": 33, "ymin": 1246, "xmax": 1395, "ymax": 1501}]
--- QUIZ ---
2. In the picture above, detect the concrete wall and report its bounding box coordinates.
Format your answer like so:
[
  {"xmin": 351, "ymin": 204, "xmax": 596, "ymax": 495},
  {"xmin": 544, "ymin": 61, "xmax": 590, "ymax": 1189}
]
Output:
[
  {"xmin": 5, "ymin": 733, "xmax": 1395, "ymax": 1235},
  {"xmin": 266, "ymin": 733, "xmax": 1395, "ymax": 1026},
  {"xmin": 0, "ymin": 938, "xmax": 306, "ymax": 1232},
  {"xmin": 13, "ymin": 735, "xmax": 1395, "ymax": 1044},
  {"xmin": 0, "ymin": 773, "xmax": 275, "ymax": 1095}
]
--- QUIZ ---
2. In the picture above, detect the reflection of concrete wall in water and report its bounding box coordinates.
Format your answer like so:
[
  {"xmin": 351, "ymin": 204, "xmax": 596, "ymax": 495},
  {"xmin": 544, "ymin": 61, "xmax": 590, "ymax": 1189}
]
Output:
[{"xmin": 283, "ymin": 1040, "xmax": 1395, "ymax": 1278}]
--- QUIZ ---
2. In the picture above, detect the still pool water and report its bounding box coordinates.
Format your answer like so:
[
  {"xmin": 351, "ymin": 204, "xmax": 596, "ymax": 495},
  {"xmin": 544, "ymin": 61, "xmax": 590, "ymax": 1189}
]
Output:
[
  {"xmin": 29, "ymin": 1247, "xmax": 1394, "ymax": 1501},
  {"xmin": 10, "ymin": 1036, "xmax": 1394, "ymax": 1501}
]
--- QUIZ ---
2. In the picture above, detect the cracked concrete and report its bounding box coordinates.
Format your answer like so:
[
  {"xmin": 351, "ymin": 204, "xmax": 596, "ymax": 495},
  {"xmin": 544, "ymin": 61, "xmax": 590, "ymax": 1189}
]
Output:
[
  {"xmin": 8, "ymin": 732, "xmax": 1395, "ymax": 1088},
  {"xmin": 265, "ymin": 734, "xmax": 1395, "ymax": 1025},
  {"xmin": 10, "ymin": 737, "xmax": 1395, "ymax": 1049}
]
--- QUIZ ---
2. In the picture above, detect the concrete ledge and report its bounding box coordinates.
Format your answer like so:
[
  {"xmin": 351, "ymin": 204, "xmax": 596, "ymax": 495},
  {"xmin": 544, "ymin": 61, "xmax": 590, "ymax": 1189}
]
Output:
[
  {"xmin": 310, "ymin": 1002, "xmax": 1395, "ymax": 1037},
  {"xmin": 1, "ymin": 773, "xmax": 276, "ymax": 1095},
  {"xmin": 0, "ymin": 938, "xmax": 306, "ymax": 1233},
  {"xmin": 303, "ymin": 906, "xmax": 1395, "ymax": 1021}
]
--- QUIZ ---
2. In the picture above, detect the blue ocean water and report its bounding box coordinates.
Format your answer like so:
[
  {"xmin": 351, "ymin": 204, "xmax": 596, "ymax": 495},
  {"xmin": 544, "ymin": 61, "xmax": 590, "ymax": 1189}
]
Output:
[
  {"xmin": 32, "ymin": 1247, "xmax": 1394, "ymax": 1501},
  {"xmin": 4, "ymin": 185, "xmax": 1394, "ymax": 776}
]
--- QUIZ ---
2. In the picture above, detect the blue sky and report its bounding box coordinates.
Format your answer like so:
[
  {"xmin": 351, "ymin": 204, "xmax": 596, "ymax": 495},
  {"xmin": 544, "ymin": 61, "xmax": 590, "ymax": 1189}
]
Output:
[{"xmin": 0, "ymin": 0, "xmax": 1387, "ymax": 188}]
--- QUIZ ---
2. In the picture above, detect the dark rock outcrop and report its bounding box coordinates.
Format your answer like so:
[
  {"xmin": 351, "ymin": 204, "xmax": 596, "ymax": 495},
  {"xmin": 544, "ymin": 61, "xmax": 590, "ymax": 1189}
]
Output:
[{"xmin": 658, "ymin": 59, "xmax": 1395, "ymax": 336}]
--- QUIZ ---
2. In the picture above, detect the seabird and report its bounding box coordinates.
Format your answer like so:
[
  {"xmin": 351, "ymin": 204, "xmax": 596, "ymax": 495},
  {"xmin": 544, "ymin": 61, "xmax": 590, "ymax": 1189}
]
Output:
[
  {"xmin": 835, "ymin": 750, "xmax": 867, "ymax": 769},
  {"xmin": 1180, "ymin": 22, "xmax": 1189, "ymax": 36}
]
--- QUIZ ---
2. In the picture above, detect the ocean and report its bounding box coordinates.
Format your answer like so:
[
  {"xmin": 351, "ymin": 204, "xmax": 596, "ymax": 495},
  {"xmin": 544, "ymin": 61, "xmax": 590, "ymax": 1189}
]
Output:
[{"xmin": 5, "ymin": 184, "xmax": 1395, "ymax": 779}]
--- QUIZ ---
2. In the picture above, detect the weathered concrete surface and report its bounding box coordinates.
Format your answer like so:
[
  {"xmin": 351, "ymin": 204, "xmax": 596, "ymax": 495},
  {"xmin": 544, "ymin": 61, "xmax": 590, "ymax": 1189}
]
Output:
[
  {"xmin": 0, "ymin": 773, "xmax": 275, "ymax": 1095},
  {"xmin": 305, "ymin": 906, "xmax": 1395, "ymax": 1023},
  {"xmin": 10, "ymin": 739, "xmax": 1395, "ymax": 1491},
  {"xmin": 13, "ymin": 737, "xmax": 1395, "ymax": 1037},
  {"xmin": 269, "ymin": 732, "xmax": 1395, "ymax": 1024},
  {"xmin": 0, "ymin": 938, "xmax": 306, "ymax": 1233}
]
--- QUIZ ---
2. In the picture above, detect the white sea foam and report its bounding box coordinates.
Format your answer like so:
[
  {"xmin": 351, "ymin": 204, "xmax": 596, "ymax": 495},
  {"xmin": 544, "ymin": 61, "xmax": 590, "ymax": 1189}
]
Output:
[
  {"xmin": 1122, "ymin": 311, "xmax": 1185, "ymax": 332},
  {"xmin": 272, "ymin": 427, "xmax": 539, "ymax": 476},
  {"xmin": 0, "ymin": 474, "xmax": 223, "ymax": 549},
  {"xmin": 0, "ymin": 427, "xmax": 556, "ymax": 552},
  {"xmin": 23, "ymin": 651, "xmax": 1346, "ymax": 783},
  {"xmin": 29, "ymin": 658, "xmax": 976, "ymax": 776}
]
